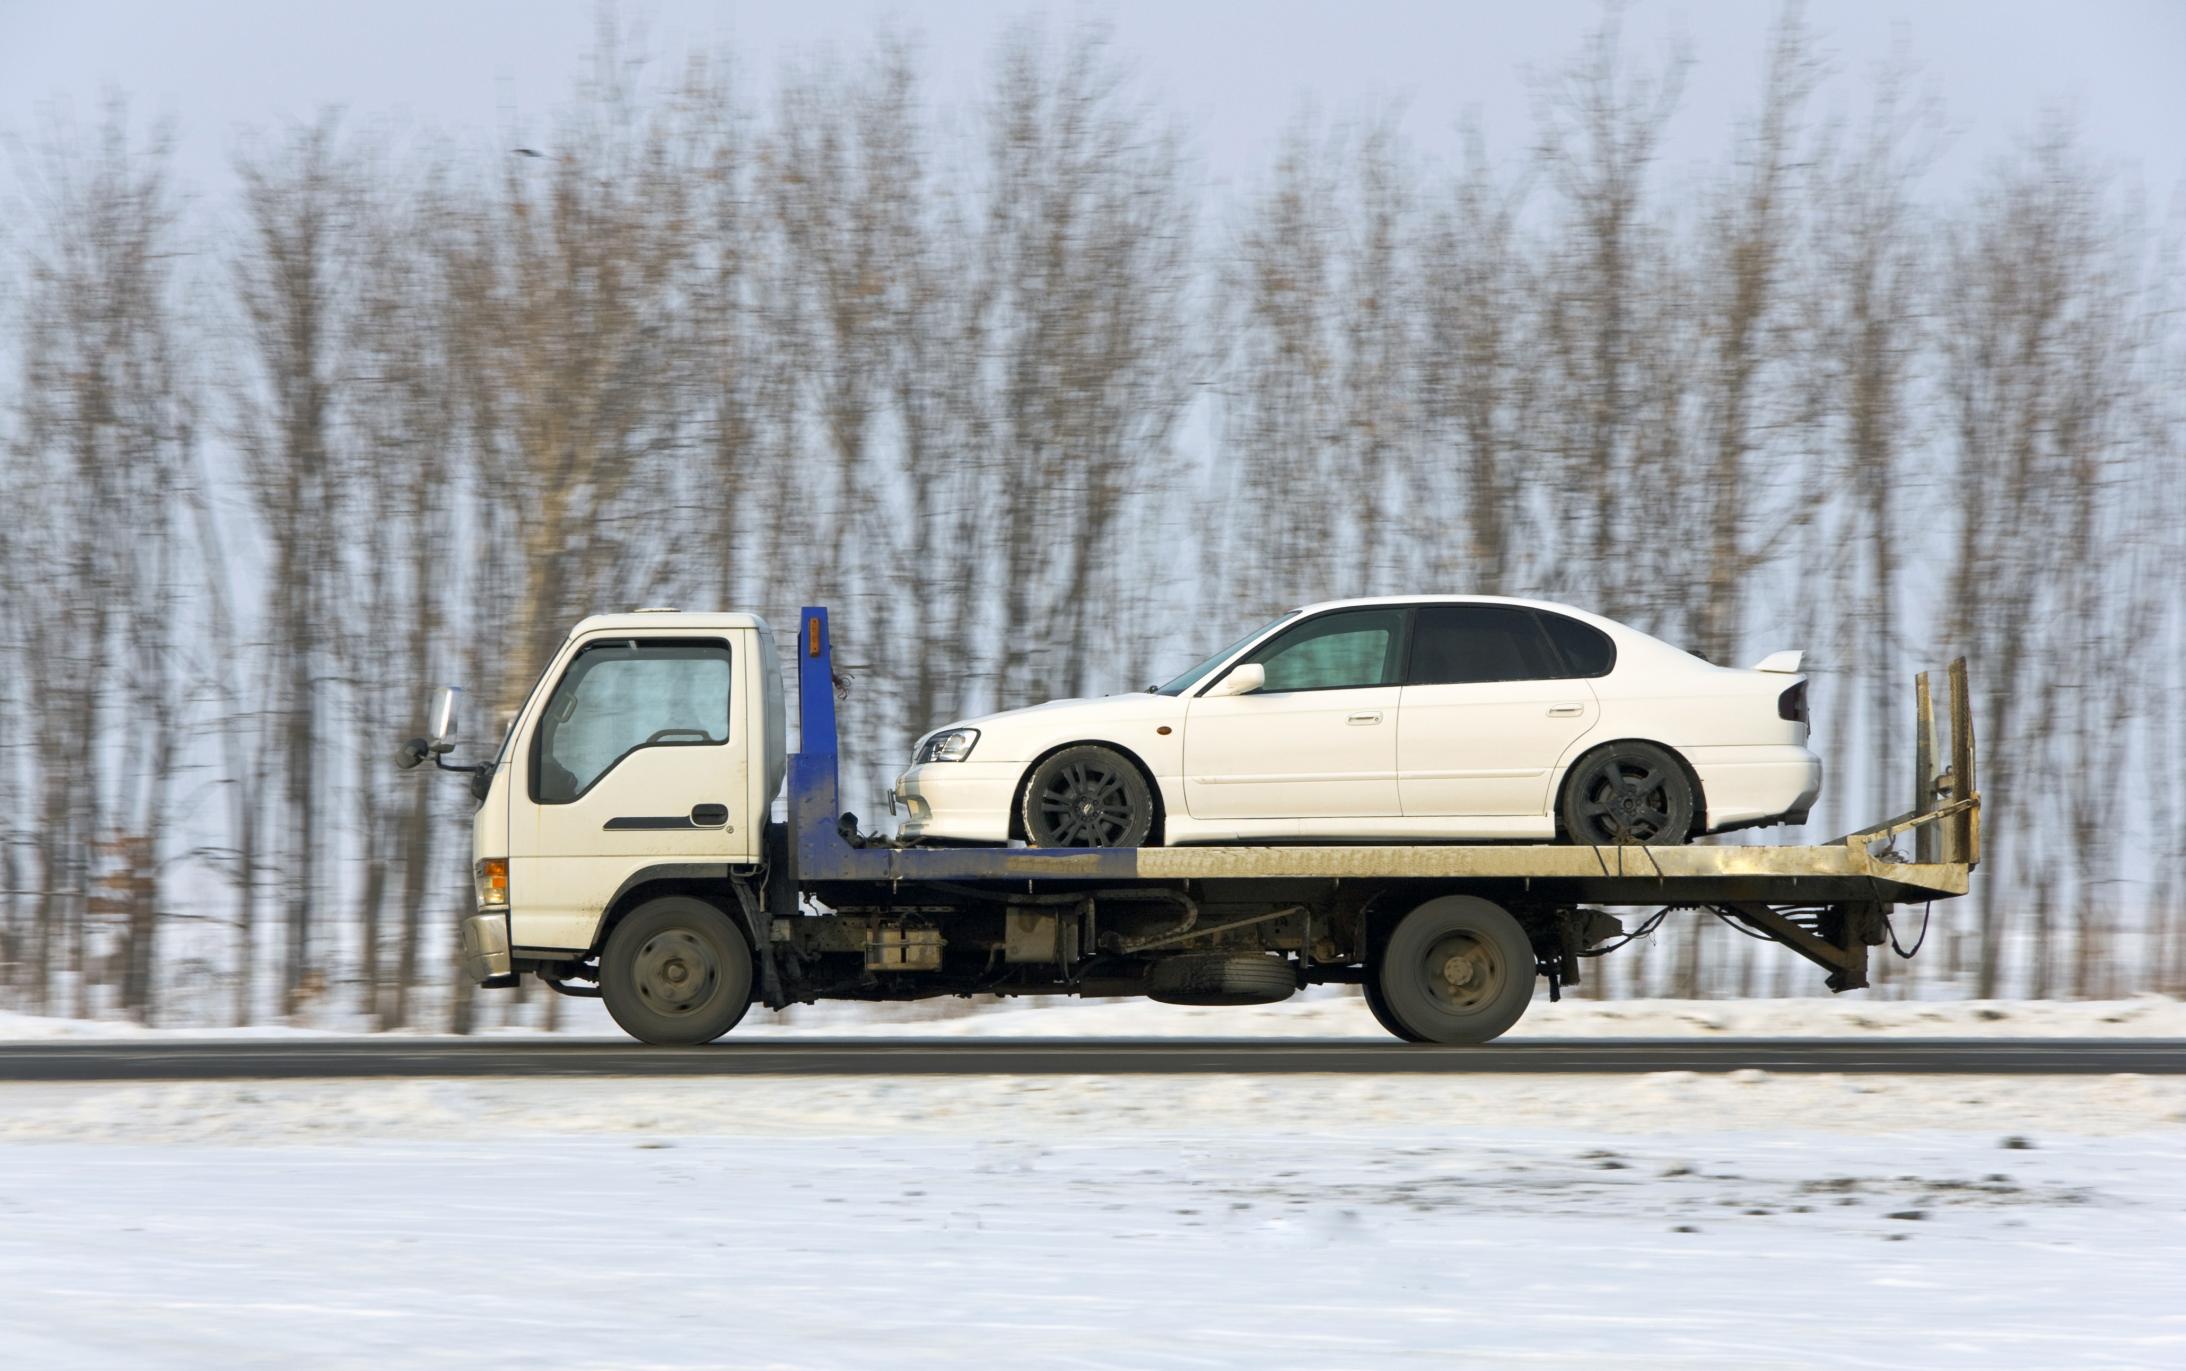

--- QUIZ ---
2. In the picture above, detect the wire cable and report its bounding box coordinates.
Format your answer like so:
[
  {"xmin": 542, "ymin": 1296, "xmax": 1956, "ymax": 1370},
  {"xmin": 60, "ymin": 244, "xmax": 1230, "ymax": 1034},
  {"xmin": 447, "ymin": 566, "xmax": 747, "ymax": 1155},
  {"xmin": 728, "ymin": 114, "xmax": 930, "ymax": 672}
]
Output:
[
  {"xmin": 1578, "ymin": 906, "xmax": 1674, "ymax": 956},
  {"xmin": 1885, "ymin": 901, "xmax": 1933, "ymax": 958}
]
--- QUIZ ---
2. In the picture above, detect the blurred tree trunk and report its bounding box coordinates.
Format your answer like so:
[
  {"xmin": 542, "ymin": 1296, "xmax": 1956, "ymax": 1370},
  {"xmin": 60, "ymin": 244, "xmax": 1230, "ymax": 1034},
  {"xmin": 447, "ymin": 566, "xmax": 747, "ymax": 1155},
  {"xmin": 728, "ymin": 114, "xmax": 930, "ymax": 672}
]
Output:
[
  {"xmin": 232, "ymin": 115, "xmax": 359, "ymax": 1020},
  {"xmin": 7, "ymin": 102, "xmax": 192, "ymax": 1021}
]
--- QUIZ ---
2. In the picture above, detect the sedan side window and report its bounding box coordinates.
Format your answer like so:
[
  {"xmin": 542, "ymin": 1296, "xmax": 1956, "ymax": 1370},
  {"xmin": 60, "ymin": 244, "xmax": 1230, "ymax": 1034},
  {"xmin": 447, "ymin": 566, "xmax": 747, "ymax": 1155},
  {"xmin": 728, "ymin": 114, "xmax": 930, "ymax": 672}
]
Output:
[
  {"xmin": 1240, "ymin": 609, "xmax": 1405, "ymax": 692},
  {"xmin": 1408, "ymin": 605, "xmax": 1559, "ymax": 685},
  {"xmin": 1535, "ymin": 610, "xmax": 1617, "ymax": 678},
  {"xmin": 532, "ymin": 641, "xmax": 733, "ymax": 803}
]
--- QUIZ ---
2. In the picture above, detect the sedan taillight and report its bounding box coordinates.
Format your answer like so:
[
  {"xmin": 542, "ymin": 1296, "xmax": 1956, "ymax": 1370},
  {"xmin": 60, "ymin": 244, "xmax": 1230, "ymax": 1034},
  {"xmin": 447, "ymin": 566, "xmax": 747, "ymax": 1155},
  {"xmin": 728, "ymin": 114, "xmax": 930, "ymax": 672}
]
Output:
[{"xmin": 1777, "ymin": 681, "xmax": 1808, "ymax": 724}]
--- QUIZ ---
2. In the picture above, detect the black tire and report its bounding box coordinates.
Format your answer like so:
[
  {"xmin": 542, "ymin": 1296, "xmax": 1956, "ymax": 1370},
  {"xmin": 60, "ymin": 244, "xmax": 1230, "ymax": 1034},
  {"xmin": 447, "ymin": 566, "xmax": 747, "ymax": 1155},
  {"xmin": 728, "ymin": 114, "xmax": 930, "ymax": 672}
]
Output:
[
  {"xmin": 1559, "ymin": 742, "xmax": 1697, "ymax": 845},
  {"xmin": 1147, "ymin": 952, "xmax": 1297, "ymax": 1006},
  {"xmin": 1361, "ymin": 976, "xmax": 1426, "ymax": 1042},
  {"xmin": 1373, "ymin": 895, "xmax": 1536, "ymax": 1045},
  {"xmin": 600, "ymin": 896, "xmax": 754, "ymax": 1046},
  {"xmin": 1021, "ymin": 745, "xmax": 1155, "ymax": 848}
]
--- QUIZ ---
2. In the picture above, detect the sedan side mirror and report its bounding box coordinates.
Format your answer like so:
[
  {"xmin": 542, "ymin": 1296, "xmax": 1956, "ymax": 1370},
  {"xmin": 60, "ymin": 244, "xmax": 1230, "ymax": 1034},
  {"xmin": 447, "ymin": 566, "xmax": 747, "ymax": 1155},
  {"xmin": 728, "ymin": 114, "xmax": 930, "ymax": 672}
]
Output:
[{"xmin": 1206, "ymin": 663, "xmax": 1266, "ymax": 698}]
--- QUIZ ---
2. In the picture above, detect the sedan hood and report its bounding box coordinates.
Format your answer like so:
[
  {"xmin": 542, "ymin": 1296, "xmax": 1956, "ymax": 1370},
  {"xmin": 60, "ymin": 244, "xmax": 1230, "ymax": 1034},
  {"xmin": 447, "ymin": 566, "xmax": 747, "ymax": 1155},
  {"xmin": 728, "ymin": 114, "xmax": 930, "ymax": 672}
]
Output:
[{"xmin": 917, "ymin": 692, "xmax": 1185, "ymax": 763}]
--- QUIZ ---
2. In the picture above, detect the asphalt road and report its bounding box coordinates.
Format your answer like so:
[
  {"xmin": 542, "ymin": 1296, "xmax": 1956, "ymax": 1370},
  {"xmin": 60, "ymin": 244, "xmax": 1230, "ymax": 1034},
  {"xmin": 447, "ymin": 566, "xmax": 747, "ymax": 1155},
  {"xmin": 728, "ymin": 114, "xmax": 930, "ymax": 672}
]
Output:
[{"xmin": 0, "ymin": 1038, "xmax": 2178, "ymax": 1081}]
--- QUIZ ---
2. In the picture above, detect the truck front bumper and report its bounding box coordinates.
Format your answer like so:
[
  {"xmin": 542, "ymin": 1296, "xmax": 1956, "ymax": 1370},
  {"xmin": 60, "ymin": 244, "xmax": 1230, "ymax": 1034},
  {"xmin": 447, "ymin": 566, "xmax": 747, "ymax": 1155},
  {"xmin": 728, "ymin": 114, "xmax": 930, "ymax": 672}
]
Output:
[{"xmin": 459, "ymin": 912, "xmax": 518, "ymax": 987}]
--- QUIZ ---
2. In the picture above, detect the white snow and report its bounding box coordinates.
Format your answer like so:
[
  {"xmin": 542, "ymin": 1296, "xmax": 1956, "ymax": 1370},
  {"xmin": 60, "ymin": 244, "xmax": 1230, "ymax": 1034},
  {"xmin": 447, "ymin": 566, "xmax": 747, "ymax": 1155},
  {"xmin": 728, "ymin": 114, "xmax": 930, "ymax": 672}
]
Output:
[
  {"xmin": 6, "ymin": 990, "xmax": 2185, "ymax": 1043},
  {"xmin": 1, "ymin": 1066, "xmax": 2182, "ymax": 1368},
  {"xmin": 4, "ymin": 995, "xmax": 2182, "ymax": 1367}
]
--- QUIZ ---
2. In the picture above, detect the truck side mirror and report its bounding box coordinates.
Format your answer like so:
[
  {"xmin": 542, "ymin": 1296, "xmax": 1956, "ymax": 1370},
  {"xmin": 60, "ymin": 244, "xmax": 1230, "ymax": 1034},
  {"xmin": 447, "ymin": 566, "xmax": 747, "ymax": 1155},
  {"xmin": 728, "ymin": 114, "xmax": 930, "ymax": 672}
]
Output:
[
  {"xmin": 1206, "ymin": 663, "xmax": 1266, "ymax": 698},
  {"xmin": 395, "ymin": 737, "xmax": 431, "ymax": 771},
  {"xmin": 428, "ymin": 686, "xmax": 463, "ymax": 748}
]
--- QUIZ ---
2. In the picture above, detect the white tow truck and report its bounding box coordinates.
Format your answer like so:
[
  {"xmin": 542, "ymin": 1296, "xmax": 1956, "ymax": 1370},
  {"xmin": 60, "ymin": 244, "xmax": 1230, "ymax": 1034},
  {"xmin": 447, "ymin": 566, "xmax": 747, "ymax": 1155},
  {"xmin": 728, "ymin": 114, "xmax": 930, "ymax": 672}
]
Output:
[{"xmin": 399, "ymin": 607, "xmax": 1979, "ymax": 1045}]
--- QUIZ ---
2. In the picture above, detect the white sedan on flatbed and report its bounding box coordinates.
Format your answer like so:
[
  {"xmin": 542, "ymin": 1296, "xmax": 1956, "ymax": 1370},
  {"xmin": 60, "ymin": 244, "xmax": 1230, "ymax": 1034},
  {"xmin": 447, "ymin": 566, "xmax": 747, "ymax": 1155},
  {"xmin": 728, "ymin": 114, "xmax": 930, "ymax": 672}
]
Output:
[{"xmin": 892, "ymin": 596, "xmax": 1821, "ymax": 848}]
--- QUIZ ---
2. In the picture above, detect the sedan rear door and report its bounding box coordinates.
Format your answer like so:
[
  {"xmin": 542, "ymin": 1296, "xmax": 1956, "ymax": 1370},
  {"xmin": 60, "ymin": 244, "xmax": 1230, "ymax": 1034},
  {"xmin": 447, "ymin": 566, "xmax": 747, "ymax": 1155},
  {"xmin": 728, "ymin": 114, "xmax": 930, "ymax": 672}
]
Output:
[{"xmin": 1396, "ymin": 605, "xmax": 1601, "ymax": 819}]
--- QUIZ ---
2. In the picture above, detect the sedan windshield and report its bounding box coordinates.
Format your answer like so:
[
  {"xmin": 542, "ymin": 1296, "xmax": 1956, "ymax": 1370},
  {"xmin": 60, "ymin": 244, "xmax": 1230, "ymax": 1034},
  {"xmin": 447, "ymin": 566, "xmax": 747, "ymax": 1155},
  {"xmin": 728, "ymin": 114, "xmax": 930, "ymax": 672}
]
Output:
[{"xmin": 1152, "ymin": 612, "xmax": 1298, "ymax": 696}]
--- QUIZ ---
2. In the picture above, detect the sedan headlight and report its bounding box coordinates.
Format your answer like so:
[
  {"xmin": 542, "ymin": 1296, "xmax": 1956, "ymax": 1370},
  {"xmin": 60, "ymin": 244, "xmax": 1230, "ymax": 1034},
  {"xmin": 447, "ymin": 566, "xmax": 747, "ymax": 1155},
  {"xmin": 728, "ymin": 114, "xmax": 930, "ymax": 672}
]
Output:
[{"xmin": 915, "ymin": 728, "xmax": 980, "ymax": 764}]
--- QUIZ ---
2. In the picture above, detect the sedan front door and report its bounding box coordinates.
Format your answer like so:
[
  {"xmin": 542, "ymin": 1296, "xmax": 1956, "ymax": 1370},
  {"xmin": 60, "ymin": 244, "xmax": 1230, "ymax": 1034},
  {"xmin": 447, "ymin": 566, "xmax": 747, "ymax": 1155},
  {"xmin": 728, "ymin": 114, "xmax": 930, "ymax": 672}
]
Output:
[{"xmin": 1183, "ymin": 607, "xmax": 1405, "ymax": 820}]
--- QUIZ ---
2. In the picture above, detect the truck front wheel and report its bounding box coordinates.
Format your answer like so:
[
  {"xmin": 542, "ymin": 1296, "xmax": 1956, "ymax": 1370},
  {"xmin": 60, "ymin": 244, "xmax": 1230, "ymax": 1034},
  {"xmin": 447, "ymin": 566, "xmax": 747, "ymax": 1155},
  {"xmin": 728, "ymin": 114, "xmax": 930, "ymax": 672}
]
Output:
[
  {"xmin": 1372, "ymin": 896, "xmax": 1536, "ymax": 1045},
  {"xmin": 601, "ymin": 896, "xmax": 755, "ymax": 1045}
]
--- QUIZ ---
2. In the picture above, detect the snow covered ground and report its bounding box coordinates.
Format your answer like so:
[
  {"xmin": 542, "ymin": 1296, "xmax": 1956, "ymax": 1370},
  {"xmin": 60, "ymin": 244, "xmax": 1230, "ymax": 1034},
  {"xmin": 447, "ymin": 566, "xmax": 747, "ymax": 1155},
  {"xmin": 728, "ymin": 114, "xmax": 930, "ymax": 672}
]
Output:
[
  {"xmin": 3, "ymin": 996, "xmax": 2181, "ymax": 1367},
  {"xmin": 1, "ymin": 1060, "xmax": 2182, "ymax": 1367},
  {"xmin": 6, "ymin": 989, "xmax": 2186, "ymax": 1042}
]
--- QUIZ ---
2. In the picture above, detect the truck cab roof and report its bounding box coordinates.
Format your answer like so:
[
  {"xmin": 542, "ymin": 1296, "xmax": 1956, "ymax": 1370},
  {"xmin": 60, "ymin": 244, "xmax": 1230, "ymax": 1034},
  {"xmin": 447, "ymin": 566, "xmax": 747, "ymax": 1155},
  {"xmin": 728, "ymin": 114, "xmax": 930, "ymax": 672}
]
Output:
[{"xmin": 566, "ymin": 610, "xmax": 773, "ymax": 638}]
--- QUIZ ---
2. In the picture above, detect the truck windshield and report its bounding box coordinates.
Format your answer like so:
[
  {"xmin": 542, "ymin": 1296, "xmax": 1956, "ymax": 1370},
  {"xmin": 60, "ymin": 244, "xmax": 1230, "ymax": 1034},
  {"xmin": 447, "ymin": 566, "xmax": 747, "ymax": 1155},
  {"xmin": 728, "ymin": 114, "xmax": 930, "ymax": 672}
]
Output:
[{"xmin": 1152, "ymin": 612, "xmax": 1298, "ymax": 696}]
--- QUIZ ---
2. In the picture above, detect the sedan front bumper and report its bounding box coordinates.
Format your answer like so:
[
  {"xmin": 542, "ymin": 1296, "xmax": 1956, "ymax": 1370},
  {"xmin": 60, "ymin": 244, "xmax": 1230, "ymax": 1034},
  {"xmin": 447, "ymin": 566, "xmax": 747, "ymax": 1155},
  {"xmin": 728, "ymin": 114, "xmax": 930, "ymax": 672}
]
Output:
[{"xmin": 893, "ymin": 760, "xmax": 1024, "ymax": 844}]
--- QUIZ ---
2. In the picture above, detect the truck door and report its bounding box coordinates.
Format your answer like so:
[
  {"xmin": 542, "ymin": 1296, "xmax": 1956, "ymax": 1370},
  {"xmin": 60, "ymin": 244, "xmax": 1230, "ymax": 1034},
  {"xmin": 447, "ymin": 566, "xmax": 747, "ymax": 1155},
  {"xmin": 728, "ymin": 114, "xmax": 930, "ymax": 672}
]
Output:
[
  {"xmin": 1183, "ymin": 607, "xmax": 1404, "ymax": 821},
  {"xmin": 508, "ymin": 635, "xmax": 751, "ymax": 949}
]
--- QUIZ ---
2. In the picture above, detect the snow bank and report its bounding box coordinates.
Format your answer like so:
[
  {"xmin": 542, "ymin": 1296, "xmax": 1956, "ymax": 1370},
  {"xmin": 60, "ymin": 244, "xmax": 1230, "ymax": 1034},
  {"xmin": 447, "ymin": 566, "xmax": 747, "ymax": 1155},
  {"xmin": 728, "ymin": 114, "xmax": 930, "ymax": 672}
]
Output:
[
  {"xmin": 5, "ymin": 991, "xmax": 2184, "ymax": 1043},
  {"xmin": 1, "ymin": 1065, "xmax": 2181, "ymax": 1148}
]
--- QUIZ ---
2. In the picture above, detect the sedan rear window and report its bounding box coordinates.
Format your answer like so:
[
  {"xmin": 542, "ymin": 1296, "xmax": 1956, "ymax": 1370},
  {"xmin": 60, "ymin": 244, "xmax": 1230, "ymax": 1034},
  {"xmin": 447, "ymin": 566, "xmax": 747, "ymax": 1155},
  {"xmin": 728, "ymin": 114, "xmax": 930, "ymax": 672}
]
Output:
[
  {"xmin": 1408, "ymin": 605, "xmax": 1559, "ymax": 685},
  {"xmin": 1535, "ymin": 611, "xmax": 1617, "ymax": 678}
]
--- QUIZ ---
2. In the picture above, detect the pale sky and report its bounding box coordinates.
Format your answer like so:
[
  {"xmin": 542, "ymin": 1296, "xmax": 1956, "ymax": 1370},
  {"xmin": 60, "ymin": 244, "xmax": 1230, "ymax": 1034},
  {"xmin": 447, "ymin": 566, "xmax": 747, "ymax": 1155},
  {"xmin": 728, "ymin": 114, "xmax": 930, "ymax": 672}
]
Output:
[{"xmin": 3, "ymin": 1, "xmax": 2182, "ymax": 208}]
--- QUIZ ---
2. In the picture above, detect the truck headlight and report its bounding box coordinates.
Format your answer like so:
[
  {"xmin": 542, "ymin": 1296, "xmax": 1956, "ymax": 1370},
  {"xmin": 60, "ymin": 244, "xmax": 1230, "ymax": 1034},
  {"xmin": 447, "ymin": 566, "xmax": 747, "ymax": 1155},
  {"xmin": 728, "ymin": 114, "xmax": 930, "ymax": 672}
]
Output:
[
  {"xmin": 915, "ymin": 728, "xmax": 979, "ymax": 764},
  {"xmin": 474, "ymin": 857, "xmax": 509, "ymax": 909}
]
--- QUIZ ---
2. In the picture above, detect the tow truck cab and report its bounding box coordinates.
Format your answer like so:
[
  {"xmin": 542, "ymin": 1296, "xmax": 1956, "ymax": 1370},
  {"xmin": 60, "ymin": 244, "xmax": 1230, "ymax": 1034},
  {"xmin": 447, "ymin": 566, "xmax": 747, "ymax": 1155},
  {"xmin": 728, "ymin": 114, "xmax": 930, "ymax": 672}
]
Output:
[{"xmin": 460, "ymin": 612, "xmax": 786, "ymax": 986}]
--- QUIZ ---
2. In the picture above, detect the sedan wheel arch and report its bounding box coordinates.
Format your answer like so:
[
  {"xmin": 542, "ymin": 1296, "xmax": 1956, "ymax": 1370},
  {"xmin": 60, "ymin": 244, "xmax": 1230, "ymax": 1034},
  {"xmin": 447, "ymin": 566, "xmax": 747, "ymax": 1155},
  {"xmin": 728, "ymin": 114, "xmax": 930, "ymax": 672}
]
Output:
[
  {"xmin": 1010, "ymin": 739, "xmax": 1167, "ymax": 845},
  {"xmin": 1553, "ymin": 738, "xmax": 1709, "ymax": 839}
]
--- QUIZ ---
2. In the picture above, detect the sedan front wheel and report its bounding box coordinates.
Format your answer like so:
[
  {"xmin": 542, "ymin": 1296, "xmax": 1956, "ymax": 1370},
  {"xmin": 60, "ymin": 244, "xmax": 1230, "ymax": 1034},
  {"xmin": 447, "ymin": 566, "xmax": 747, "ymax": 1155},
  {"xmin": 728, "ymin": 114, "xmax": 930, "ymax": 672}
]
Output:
[{"xmin": 1021, "ymin": 745, "xmax": 1155, "ymax": 848}]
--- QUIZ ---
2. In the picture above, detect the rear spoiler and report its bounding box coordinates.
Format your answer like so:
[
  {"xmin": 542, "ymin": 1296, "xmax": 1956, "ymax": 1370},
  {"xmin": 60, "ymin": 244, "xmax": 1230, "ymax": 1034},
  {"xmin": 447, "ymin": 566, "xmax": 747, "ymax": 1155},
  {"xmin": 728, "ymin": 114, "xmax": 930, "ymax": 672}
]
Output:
[{"xmin": 1749, "ymin": 650, "xmax": 1804, "ymax": 674}]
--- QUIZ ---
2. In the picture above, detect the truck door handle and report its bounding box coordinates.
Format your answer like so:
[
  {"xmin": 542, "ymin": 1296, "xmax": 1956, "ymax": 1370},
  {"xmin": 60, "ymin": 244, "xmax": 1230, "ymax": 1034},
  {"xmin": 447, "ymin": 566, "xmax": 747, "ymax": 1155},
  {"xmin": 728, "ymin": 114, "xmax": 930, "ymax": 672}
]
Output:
[
  {"xmin": 1347, "ymin": 711, "xmax": 1383, "ymax": 725},
  {"xmin": 1547, "ymin": 704, "xmax": 1585, "ymax": 718},
  {"xmin": 690, "ymin": 803, "xmax": 729, "ymax": 827}
]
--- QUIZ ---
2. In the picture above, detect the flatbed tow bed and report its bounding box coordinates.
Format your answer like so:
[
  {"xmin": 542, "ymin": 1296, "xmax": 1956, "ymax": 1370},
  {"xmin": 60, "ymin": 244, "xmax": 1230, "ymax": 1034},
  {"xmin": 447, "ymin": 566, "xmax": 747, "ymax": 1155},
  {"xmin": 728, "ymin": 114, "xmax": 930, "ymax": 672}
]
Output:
[{"xmin": 751, "ymin": 610, "xmax": 1979, "ymax": 1041}]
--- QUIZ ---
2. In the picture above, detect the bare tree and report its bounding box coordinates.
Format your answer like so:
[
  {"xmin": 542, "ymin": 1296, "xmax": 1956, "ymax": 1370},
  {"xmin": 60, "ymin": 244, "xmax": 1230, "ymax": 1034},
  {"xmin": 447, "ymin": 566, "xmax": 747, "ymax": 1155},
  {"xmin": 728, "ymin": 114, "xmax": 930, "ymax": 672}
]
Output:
[
  {"xmin": 1418, "ymin": 122, "xmax": 1541, "ymax": 594},
  {"xmin": 976, "ymin": 23, "xmax": 1197, "ymax": 707},
  {"xmin": 1531, "ymin": 8, "xmax": 1688, "ymax": 631},
  {"xmin": 6, "ymin": 100, "xmax": 195, "ymax": 1019},
  {"xmin": 1221, "ymin": 114, "xmax": 1416, "ymax": 614},
  {"xmin": 230, "ymin": 113, "xmax": 370, "ymax": 1018},
  {"xmin": 447, "ymin": 28, "xmax": 706, "ymax": 724}
]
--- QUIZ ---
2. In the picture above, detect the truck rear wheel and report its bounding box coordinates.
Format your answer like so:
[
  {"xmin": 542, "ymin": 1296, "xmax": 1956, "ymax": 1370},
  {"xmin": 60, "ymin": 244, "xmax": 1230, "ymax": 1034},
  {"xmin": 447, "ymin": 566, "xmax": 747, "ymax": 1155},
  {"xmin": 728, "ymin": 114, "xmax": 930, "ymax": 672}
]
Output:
[
  {"xmin": 1372, "ymin": 896, "xmax": 1535, "ymax": 1045},
  {"xmin": 601, "ymin": 896, "xmax": 754, "ymax": 1046},
  {"xmin": 1361, "ymin": 977, "xmax": 1426, "ymax": 1042}
]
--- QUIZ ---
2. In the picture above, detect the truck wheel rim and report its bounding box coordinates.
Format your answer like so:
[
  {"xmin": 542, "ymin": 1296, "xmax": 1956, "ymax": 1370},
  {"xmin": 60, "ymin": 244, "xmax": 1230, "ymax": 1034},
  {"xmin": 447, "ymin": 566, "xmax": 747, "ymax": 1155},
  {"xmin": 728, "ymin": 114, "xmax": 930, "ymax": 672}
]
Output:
[
  {"xmin": 634, "ymin": 930, "xmax": 717, "ymax": 1014},
  {"xmin": 1036, "ymin": 761, "xmax": 1135, "ymax": 846},
  {"xmin": 1420, "ymin": 931, "xmax": 1502, "ymax": 1014}
]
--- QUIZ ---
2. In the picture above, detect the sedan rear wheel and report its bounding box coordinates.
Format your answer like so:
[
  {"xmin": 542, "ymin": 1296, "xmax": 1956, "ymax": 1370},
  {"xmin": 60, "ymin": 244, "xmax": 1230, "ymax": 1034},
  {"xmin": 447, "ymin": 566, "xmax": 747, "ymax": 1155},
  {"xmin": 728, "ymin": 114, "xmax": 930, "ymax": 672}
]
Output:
[
  {"xmin": 1021, "ymin": 745, "xmax": 1155, "ymax": 848},
  {"xmin": 1560, "ymin": 742, "xmax": 1696, "ymax": 845}
]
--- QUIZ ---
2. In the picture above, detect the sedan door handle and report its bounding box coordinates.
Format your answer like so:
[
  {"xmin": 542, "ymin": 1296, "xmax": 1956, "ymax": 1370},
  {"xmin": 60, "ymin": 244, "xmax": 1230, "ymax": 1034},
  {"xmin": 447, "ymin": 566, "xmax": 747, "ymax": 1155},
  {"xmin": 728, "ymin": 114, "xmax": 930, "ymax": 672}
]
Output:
[
  {"xmin": 1546, "ymin": 703, "xmax": 1586, "ymax": 718},
  {"xmin": 1347, "ymin": 711, "xmax": 1383, "ymax": 725}
]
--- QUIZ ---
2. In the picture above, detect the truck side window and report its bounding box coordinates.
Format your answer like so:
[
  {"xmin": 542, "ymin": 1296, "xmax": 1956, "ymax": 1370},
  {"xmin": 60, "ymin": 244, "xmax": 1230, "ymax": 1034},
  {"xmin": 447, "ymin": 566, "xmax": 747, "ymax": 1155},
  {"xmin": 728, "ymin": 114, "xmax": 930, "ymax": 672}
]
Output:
[
  {"xmin": 532, "ymin": 641, "xmax": 732, "ymax": 804},
  {"xmin": 1407, "ymin": 605, "xmax": 1559, "ymax": 685}
]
